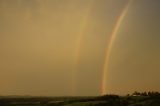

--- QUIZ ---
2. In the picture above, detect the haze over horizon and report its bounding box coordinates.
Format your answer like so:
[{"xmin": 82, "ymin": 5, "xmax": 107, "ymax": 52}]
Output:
[{"xmin": 0, "ymin": 0, "xmax": 160, "ymax": 96}]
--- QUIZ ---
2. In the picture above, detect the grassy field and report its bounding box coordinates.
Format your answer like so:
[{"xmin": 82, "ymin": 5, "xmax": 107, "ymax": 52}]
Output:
[{"xmin": 0, "ymin": 92, "xmax": 160, "ymax": 106}]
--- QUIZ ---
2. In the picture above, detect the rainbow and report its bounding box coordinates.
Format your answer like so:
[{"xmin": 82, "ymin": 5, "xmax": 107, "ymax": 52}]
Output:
[
  {"xmin": 101, "ymin": 0, "xmax": 133, "ymax": 95},
  {"xmin": 72, "ymin": 0, "xmax": 95, "ymax": 96}
]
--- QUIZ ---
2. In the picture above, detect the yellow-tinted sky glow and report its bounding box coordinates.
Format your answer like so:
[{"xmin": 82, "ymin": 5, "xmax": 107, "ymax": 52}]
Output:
[{"xmin": 0, "ymin": 0, "xmax": 160, "ymax": 96}]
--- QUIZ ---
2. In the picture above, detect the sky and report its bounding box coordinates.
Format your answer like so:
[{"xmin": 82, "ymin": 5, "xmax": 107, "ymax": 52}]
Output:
[{"xmin": 0, "ymin": 0, "xmax": 160, "ymax": 96}]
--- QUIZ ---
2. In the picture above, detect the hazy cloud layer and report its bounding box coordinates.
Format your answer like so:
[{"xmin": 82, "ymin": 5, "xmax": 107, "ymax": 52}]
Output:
[{"xmin": 0, "ymin": 0, "xmax": 160, "ymax": 96}]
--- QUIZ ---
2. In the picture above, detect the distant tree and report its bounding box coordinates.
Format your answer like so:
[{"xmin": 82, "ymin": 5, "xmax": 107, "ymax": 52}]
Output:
[
  {"xmin": 133, "ymin": 91, "xmax": 140, "ymax": 96},
  {"xmin": 126, "ymin": 94, "xmax": 130, "ymax": 97},
  {"xmin": 141, "ymin": 92, "xmax": 147, "ymax": 96}
]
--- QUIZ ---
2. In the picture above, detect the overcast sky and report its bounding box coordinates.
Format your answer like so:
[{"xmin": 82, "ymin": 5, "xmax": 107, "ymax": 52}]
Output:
[{"xmin": 0, "ymin": 0, "xmax": 160, "ymax": 96}]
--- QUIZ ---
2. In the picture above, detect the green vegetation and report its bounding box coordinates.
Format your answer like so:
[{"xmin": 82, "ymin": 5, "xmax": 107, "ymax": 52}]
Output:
[{"xmin": 0, "ymin": 92, "xmax": 160, "ymax": 106}]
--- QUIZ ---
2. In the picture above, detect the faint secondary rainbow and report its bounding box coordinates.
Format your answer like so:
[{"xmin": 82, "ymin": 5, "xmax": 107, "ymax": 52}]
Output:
[
  {"xmin": 101, "ymin": 0, "xmax": 133, "ymax": 95},
  {"xmin": 71, "ymin": 0, "xmax": 94, "ymax": 96}
]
